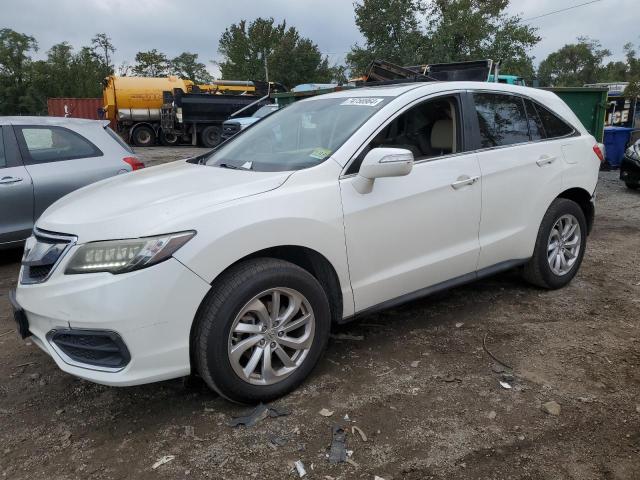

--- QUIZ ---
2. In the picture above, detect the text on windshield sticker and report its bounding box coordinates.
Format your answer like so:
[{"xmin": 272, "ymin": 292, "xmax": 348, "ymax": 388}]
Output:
[{"xmin": 340, "ymin": 97, "xmax": 384, "ymax": 107}]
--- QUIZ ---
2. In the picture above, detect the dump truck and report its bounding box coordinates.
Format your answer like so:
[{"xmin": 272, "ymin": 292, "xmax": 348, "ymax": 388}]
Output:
[
  {"xmin": 101, "ymin": 75, "xmax": 258, "ymax": 146},
  {"xmin": 159, "ymin": 81, "xmax": 286, "ymax": 148}
]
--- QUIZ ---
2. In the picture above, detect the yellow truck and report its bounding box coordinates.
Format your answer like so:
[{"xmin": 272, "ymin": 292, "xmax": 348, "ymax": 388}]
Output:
[{"xmin": 102, "ymin": 76, "xmax": 257, "ymax": 146}]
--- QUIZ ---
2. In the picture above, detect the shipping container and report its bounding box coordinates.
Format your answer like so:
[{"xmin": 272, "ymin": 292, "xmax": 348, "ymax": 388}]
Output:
[{"xmin": 47, "ymin": 98, "xmax": 103, "ymax": 120}]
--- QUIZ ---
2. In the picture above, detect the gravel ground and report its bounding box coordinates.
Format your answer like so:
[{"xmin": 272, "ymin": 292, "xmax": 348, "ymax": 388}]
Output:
[{"xmin": 0, "ymin": 149, "xmax": 639, "ymax": 479}]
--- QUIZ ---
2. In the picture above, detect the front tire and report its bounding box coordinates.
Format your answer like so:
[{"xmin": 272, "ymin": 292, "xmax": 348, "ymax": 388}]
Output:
[
  {"xmin": 194, "ymin": 258, "xmax": 331, "ymax": 403},
  {"xmin": 522, "ymin": 198, "xmax": 587, "ymax": 289}
]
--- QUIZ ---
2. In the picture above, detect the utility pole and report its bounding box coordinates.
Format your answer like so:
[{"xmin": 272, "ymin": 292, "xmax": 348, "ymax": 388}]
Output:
[{"xmin": 262, "ymin": 49, "xmax": 270, "ymax": 83}]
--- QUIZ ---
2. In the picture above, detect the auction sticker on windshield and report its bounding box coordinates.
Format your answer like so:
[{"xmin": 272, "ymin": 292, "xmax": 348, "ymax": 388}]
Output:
[
  {"xmin": 340, "ymin": 97, "xmax": 384, "ymax": 107},
  {"xmin": 309, "ymin": 148, "xmax": 332, "ymax": 160}
]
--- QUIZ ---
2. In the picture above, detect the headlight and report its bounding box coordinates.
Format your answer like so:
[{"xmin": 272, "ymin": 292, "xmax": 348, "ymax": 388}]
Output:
[{"xmin": 65, "ymin": 231, "xmax": 195, "ymax": 274}]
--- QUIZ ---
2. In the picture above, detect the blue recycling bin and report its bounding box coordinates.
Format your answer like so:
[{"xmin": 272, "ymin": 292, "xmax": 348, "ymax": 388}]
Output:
[{"xmin": 603, "ymin": 126, "xmax": 634, "ymax": 167}]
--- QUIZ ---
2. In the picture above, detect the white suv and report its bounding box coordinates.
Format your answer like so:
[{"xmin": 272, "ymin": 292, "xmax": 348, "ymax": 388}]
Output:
[{"xmin": 12, "ymin": 82, "xmax": 601, "ymax": 403}]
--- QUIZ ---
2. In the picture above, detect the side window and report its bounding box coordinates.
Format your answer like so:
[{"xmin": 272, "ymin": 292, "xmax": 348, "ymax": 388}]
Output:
[
  {"xmin": 533, "ymin": 103, "xmax": 574, "ymax": 139},
  {"xmin": 473, "ymin": 93, "xmax": 530, "ymax": 148},
  {"xmin": 346, "ymin": 95, "xmax": 461, "ymax": 175},
  {"xmin": 0, "ymin": 128, "xmax": 6, "ymax": 168},
  {"xmin": 15, "ymin": 126, "xmax": 102, "ymax": 164},
  {"xmin": 524, "ymin": 99, "xmax": 545, "ymax": 141}
]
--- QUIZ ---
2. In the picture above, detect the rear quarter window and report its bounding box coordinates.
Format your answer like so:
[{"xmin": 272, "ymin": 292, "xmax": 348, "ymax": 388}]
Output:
[{"xmin": 533, "ymin": 103, "xmax": 574, "ymax": 138}]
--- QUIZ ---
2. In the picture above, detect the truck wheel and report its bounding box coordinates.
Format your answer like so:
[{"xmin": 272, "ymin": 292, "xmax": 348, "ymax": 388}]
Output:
[
  {"xmin": 193, "ymin": 258, "xmax": 331, "ymax": 404},
  {"xmin": 132, "ymin": 126, "xmax": 156, "ymax": 147},
  {"xmin": 522, "ymin": 198, "xmax": 587, "ymax": 289},
  {"xmin": 200, "ymin": 126, "xmax": 222, "ymax": 148},
  {"xmin": 159, "ymin": 131, "xmax": 179, "ymax": 146}
]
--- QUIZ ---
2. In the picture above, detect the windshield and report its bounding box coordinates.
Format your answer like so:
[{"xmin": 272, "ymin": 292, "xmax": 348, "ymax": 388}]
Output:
[
  {"xmin": 254, "ymin": 105, "xmax": 278, "ymax": 118},
  {"xmin": 205, "ymin": 96, "xmax": 390, "ymax": 172}
]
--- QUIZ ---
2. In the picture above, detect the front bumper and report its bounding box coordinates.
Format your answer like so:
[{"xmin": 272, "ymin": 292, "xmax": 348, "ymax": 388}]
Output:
[
  {"xmin": 620, "ymin": 154, "xmax": 640, "ymax": 185},
  {"xmin": 16, "ymin": 254, "xmax": 210, "ymax": 386}
]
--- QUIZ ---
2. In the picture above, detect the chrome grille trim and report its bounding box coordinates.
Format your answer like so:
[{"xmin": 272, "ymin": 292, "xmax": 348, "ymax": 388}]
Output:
[{"xmin": 20, "ymin": 228, "xmax": 77, "ymax": 285}]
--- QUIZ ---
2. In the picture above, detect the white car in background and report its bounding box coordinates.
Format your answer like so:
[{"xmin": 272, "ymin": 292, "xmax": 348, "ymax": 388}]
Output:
[
  {"xmin": 12, "ymin": 82, "xmax": 601, "ymax": 403},
  {"xmin": 221, "ymin": 104, "xmax": 280, "ymax": 141}
]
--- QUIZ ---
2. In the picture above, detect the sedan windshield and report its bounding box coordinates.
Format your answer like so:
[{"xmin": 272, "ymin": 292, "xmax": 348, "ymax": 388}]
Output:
[{"xmin": 205, "ymin": 96, "xmax": 390, "ymax": 172}]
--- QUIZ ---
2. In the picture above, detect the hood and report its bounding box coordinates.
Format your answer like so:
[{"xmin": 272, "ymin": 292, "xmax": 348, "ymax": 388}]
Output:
[{"xmin": 37, "ymin": 160, "xmax": 292, "ymax": 242}]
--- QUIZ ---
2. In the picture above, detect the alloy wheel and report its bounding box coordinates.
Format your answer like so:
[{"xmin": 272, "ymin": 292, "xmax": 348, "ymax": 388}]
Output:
[
  {"xmin": 547, "ymin": 214, "xmax": 581, "ymax": 276},
  {"xmin": 228, "ymin": 288, "xmax": 315, "ymax": 386}
]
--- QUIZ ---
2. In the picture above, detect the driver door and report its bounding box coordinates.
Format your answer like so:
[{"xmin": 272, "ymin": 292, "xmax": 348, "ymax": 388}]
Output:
[{"xmin": 339, "ymin": 94, "xmax": 482, "ymax": 312}]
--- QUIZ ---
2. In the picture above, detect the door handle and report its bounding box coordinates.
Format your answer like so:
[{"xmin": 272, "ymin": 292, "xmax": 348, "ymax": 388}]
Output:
[
  {"xmin": 536, "ymin": 155, "xmax": 557, "ymax": 167},
  {"xmin": 0, "ymin": 176, "xmax": 23, "ymax": 185},
  {"xmin": 451, "ymin": 175, "xmax": 479, "ymax": 190}
]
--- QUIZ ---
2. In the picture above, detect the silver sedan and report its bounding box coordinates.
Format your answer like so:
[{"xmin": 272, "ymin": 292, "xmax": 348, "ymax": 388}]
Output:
[{"xmin": 0, "ymin": 117, "xmax": 144, "ymax": 249}]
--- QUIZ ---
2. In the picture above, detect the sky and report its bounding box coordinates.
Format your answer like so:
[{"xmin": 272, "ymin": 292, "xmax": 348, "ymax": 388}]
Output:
[{"xmin": 2, "ymin": 0, "xmax": 638, "ymax": 78}]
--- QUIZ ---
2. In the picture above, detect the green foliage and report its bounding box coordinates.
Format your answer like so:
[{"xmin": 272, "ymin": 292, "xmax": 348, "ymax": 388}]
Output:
[
  {"xmin": 347, "ymin": 0, "xmax": 540, "ymax": 82},
  {"xmin": 217, "ymin": 17, "xmax": 336, "ymax": 88},
  {"xmin": 0, "ymin": 28, "xmax": 38, "ymax": 115},
  {"xmin": 538, "ymin": 37, "xmax": 611, "ymax": 87},
  {"xmin": 170, "ymin": 52, "xmax": 213, "ymax": 83},
  {"xmin": 132, "ymin": 49, "xmax": 170, "ymax": 77}
]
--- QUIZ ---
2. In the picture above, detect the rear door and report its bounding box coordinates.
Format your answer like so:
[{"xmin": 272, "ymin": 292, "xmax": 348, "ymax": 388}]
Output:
[
  {"xmin": 13, "ymin": 124, "xmax": 124, "ymax": 221},
  {"xmin": 0, "ymin": 126, "xmax": 34, "ymax": 244},
  {"xmin": 469, "ymin": 91, "xmax": 567, "ymax": 269}
]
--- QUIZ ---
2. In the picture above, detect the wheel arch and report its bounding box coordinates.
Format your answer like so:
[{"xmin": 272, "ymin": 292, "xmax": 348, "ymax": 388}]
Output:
[
  {"xmin": 557, "ymin": 187, "xmax": 594, "ymax": 234},
  {"xmin": 188, "ymin": 245, "xmax": 344, "ymax": 372}
]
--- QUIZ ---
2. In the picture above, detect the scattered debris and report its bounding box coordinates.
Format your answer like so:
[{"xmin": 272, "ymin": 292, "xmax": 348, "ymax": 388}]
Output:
[
  {"xmin": 501, "ymin": 373, "xmax": 515, "ymax": 383},
  {"xmin": 410, "ymin": 360, "xmax": 421, "ymax": 368},
  {"xmin": 517, "ymin": 434, "xmax": 525, "ymax": 441},
  {"xmin": 228, "ymin": 403, "xmax": 289, "ymax": 427},
  {"xmin": 319, "ymin": 408, "xmax": 334, "ymax": 417},
  {"xmin": 541, "ymin": 401, "xmax": 561, "ymax": 416},
  {"xmin": 330, "ymin": 333, "xmax": 364, "ymax": 341},
  {"xmin": 0, "ymin": 330, "xmax": 13, "ymax": 338},
  {"xmin": 376, "ymin": 367, "xmax": 396, "ymax": 377},
  {"xmin": 492, "ymin": 364, "xmax": 507, "ymax": 374},
  {"xmin": 184, "ymin": 425, "xmax": 203, "ymax": 441},
  {"xmin": 487, "ymin": 411, "xmax": 497, "ymax": 420},
  {"xmin": 343, "ymin": 413, "xmax": 350, "ymax": 421},
  {"xmin": 268, "ymin": 435, "xmax": 288, "ymax": 448},
  {"xmin": 499, "ymin": 381, "xmax": 512, "ymax": 390},
  {"xmin": 329, "ymin": 426, "xmax": 348, "ymax": 464},
  {"xmin": 152, "ymin": 455, "xmax": 175, "ymax": 470},
  {"xmin": 455, "ymin": 322, "xmax": 464, "ymax": 328},
  {"xmin": 352, "ymin": 426, "xmax": 367, "ymax": 442},
  {"xmin": 15, "ymin": 361, "xmax": 37, "ymax": 368},
  {"xmin": 346, "ymin": 458, "xmax": 360, "ymax": 468},
  {"xmin": 482, "ymin": 333, "xmax": 513, "ymax": 370},
  {"xmin": 443, "ymin": 374, "xmax": 462, "ymax": 383},
  {"xmin": 294, "ymin": 460, "xmax": 307, "ymax": 477},
  {"xmin": 374, "ymin": 476, "xmax": 386, "ymax": 480}
]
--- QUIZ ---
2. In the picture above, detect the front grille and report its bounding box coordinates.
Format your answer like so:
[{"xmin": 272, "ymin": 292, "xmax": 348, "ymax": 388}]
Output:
[
  {"xmin": 20, "ymin": 229, "xmax": 76, "ymax": 284},
  {"xmin": 48, "ymin": 329, "xmax": 130, "ymax": 370}
]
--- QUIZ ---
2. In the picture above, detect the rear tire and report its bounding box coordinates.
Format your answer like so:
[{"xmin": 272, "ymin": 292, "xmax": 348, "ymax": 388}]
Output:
[
  {"xmin": 131, "ymin": 125, "xmax": 156, "ymax": 147},
  {"xmin": 159, "ymin": 131, "xmax": 179, "ymax": 146},
  {"xmin": 194, "ymin": 258, "xmax": 331, "ymax": 404},
  {"xmin": 626, "ymin": 182, "xmax": 639, "ymax": 190},
  {"xmin": 522, "ymin": 198, "xmax": 587, "ymax": 289},
  {"xmin": 200, "ymin": 125, "xmax": 222, "ymax": 148}
]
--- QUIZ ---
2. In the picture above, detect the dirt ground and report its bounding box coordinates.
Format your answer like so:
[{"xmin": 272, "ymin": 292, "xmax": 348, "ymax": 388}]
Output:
[{"xmin": 1, "ymin": 148, "xmax": 639, "ymax": 480}]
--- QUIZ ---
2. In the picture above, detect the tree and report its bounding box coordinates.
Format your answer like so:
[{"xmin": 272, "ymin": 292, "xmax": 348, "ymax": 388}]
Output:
[
  {"xmin": 132, "ymin": 49, "xmax": 169, "ymax": 77},
  {"xmin": 91, "ymin": 33, "xmax": 115, "ymax": 78},
  {"xmin": 217, "ymin": 18, "xmax": 334, "ymax": 88},
  {"xmin": 538, "ymin": 37, "xmax": 611, "ymax": 87},
  {"xmin": 0, "ymin": 28, "xmax": 38, "ymax": 114},
  {"xmin": 170, "ymin": 52, "xmax": 213, "ymax": 83},
  {"xmin": 347, "ymin": 0, "xmax": 540, "ymax": 82}
]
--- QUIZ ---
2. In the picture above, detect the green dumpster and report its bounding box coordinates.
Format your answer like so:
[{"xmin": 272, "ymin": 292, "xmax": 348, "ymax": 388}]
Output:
[{"xmin": 542, "ymin": 87, "xmax": 608, "ymax": 142}]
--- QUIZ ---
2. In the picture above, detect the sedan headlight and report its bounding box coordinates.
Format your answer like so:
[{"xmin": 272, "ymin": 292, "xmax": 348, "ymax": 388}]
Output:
[
  {"xmin": 626, "ymin": 142, "xmax": 640, "ymax": 162},
  {"xmin": 65, "ymin": 231, "xmax": 195, "ymax": 274}
]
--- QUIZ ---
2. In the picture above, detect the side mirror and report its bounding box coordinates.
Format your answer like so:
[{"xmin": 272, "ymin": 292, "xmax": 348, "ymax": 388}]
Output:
[{"xmin": 352, "ymin": 147, "xmax": 414, "ymax": 194}]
